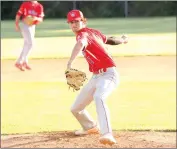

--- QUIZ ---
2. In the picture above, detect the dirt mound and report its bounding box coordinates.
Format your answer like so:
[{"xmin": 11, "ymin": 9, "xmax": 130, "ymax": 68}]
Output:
[{"xmin": 1, "ymin": 131, "xmax": 176, "ymax": 148}]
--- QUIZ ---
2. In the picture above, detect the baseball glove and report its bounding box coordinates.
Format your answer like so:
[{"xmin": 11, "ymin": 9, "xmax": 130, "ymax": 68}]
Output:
[
  {"xmin": 24, "ymin": 15, "xmax": 35, "ymax": 26},
  {"xmin": 65, "ymin": 68, "xmax": 87, "ymax": 91}
]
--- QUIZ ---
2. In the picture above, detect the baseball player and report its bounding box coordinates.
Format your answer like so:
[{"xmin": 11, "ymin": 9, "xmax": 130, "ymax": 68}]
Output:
[
  {"xmin": 15, "ymin": 1, "xmax": 44, "ymax": 71},
  {"xmin": 66, "ymin": 10, "xmax": 128, "ymax": 145}
]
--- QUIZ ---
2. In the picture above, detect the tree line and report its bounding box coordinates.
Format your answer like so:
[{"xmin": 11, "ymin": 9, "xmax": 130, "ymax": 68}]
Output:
[{"xmin": 1, "ymin": 1, "xmax": 177, "ymax": 20}]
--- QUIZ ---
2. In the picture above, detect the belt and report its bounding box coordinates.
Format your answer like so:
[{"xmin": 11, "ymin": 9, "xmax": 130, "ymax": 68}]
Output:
[{"xmin": 93, "ymin": 68, "xmax": 107, "ymax": 75}]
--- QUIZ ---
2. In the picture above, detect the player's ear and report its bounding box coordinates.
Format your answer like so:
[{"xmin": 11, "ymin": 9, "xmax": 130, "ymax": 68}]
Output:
[{"xmin": 82, "ymin": 18, "xmax": 87, "ymax": 24}]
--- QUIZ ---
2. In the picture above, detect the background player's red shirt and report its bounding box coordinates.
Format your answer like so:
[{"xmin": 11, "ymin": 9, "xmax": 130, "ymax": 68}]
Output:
[
  {"xmin": 76, "ymin": 27, "xmax": 116, "ymax": 73},
  {"xmin": 17, "ymin": 1, "xmax": 44, "ymax": 25}
]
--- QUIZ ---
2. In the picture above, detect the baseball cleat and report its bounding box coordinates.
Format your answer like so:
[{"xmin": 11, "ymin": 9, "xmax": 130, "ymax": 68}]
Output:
[
  {"xmin": 74, "ymin": 126, "xmax": 99, "ymax": 136},
  {"xmin": 99, "ymin": 133, "xmax": 117, "ymax": 145},
  {"xmin": 23, "ymin": 62, "xmax": 31, "ymax": 70},
  {"xmin": 15, "ymin": 63, "xmax": 25, "ymax": 71}
]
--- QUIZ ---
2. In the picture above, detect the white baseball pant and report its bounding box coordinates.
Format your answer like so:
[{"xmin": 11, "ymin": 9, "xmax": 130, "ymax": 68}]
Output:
[
  {"xmin": 70, "ymin": 67, "xmax": 119, "ymax": 135},
  {"xmin": 17, "ymin": 22, "xmax": 35, "ymax": 64}
]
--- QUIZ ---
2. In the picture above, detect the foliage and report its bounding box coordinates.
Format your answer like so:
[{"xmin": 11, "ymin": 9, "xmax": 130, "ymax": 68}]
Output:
[{"xmin": 1, "ymin": 1, "xmax": 177, "ymax": 20}]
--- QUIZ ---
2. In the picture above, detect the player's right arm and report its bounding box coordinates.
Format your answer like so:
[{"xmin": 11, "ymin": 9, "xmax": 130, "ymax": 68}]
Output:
[
  {"xmin": 67, "ymin": 40, "xmax": 86, "ymax": 69},
  {"xmin": 15, "ymin": 2, "xmax": 25, "ymax": 32},
  {"xmin": 67, "ymin": 33, "xmax": 88, "ymax": 69},
  {"xmin": 94, "ymin": 29, "xmax": 128, "ymax": 45},
  {"xmin": 106, "ymin": 35, "xmax": 128, "ymax": 45}
]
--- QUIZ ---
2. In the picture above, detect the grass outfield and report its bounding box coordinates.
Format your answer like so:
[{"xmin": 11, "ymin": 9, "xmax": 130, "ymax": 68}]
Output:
[
  {"xmin": 1, "ymin": 17, "xmax": 176, "ymax": 59},
  {"xmin": 1, "ymin": 17, "xmax": 176, "ymax": 38},
  {"xmin": 1, "ymin": 17, "xmax": 176, "ymax": 135},
  {"xmin": 1, "ymin": 33, "xmax": 176, "ymax": 59},
  {"xmin": 2, "ymin": 81, "xmax": 176, "ymax": 134}
]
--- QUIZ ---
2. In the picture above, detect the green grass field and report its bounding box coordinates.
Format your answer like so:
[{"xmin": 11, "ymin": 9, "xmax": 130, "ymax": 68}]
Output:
[
  {"xmin": 1, "ymin": 17, "xmax": 176, "ymax": 59},
  {"xmin": 1, "ymin": 33, "xmax": 176, "ymax": 59},
  {"xmin": 1, "ymin": 17, "xmax": 176, "ymax": 135},
  {"xmin": 1, "ymin": 17, "xmax": 176, "ymax": 38},
  {"xmin": 2, "ymin": 81, "xmax": 176, "ymax": 134}
]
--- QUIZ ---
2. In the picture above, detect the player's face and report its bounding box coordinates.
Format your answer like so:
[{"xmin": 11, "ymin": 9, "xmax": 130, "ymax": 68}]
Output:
[{"xmin": 68, "ymin": 19, "xmax": 84, "ymax": 33}]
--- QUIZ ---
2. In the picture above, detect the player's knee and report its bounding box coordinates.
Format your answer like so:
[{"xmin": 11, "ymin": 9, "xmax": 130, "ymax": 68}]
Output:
[
  {"xmin": 28, "ymin": 42, "xmax": 34, "ymax": 49},
  {"xmin": 25, "ymin": 40, "xmax": 34, "ymax": 49},
  {"xmin": 70, "ymin": 106, "xmax": 78, "ymax": 114},
  {"xmin": 70, "ymin": 105, "xmax": 84, "ymax": 115}
]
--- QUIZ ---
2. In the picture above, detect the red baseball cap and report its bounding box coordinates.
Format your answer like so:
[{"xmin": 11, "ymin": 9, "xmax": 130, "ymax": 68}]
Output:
[{"xmin": 67, "ymin": 10, "xmax": 84, "ymax": 23}]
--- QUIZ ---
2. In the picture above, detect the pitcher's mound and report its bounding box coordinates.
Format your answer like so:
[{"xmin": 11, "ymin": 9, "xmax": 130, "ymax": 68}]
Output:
[{"xmin": 1, "ymin": 131, "xmax": 176, "ymax": 148}]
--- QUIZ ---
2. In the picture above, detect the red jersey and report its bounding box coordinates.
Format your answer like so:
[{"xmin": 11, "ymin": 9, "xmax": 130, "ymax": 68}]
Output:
[
  {"xmin": 76, "ymin": 27, "xmax": 116, "ymax": 73},
  {"xmin": 17, "ymin": 1, "xmax": 44, "ymax": 25}
]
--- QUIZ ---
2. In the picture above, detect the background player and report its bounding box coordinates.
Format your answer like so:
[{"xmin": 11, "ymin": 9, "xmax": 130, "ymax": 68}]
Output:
[
  {"xmin": 15, "ymin": 0, "xmax": 44, "ymax": 71},
  {"xmin": 66, "ymin": 10, "xmax": 128, "ymax": 145}
]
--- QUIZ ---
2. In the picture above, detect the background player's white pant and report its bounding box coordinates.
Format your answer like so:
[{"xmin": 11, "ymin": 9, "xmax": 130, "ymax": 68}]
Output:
[
  {"xmin": 71, "ymin": 67, "xmax": 119, "ymax": 135},
  {"xmin": 17, "ymin": 22, "xmax": 35, "ymax": 64}
]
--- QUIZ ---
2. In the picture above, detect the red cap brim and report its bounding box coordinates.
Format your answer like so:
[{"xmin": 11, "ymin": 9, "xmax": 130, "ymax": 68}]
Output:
[{"xmin": 67, "ymin": 17, "xmax": 82, "ymax": 23}]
